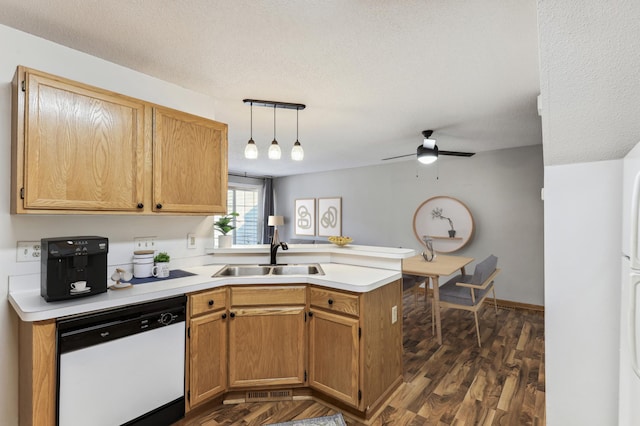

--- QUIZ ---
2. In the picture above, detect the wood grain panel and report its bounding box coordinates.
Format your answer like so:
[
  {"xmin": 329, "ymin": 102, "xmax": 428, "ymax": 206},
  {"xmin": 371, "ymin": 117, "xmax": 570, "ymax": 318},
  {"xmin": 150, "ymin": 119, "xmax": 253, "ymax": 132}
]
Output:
[
  {"xmin": 153, "ymin": 106, "xmax": 227, "ymax": 213},
  {"xmin": 231, "ymin": 285, "xmax": 306, "ymax": 306},
  {"xmin": 23, "ymin": 68, "xmax": 145, "ymax": 211},
  {"xmin": 228, "ymin": 307, "xmax": 306, "ymax": 388},
  {"xmin": 189, "ymin": 310, "xmax": 228, "ymax": 408},
  {"xmin": 309, "ymin": 286, "xmax": 359, "ymax": 317},
  {"xmin": 19, "ymin": 319, "xmax": 56, "ymax": 426},
  {"xmin": 360, "ymin": 279, "xmax": 403, "ymax": 413},
  {"xmin": 308, "ymin": 309, "xmax": 359, "ymax": 408}
]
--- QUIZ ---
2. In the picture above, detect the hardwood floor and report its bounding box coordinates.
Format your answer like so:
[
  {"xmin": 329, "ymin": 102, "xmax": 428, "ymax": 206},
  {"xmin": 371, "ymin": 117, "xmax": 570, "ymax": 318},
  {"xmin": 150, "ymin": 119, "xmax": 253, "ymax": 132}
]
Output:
[{"xmin": 175, "ymin": 290, "xmax": 545, "ymax": 425}]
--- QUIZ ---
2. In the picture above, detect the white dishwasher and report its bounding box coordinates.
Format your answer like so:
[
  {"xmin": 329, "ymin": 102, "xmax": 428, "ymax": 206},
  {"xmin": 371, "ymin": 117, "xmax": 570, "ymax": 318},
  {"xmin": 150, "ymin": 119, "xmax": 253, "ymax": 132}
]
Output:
[{"xmin": 57, "ymin": 296, "xmax": 186, "ymax": 426}]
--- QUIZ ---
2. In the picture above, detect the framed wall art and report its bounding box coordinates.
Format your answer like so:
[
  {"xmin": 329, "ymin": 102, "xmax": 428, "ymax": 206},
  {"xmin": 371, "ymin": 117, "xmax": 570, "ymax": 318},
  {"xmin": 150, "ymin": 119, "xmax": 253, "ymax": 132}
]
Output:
[
  {"xmin": 294, "ymin": 198, "xmax": 316, "ymax": 236},
  {"xmin": 318, "ymin": 197, "xmax": 342, "ymax": 237},
  {"xmin": 412, "ymin": 196, "xmax": 474, "ymax": 253}
]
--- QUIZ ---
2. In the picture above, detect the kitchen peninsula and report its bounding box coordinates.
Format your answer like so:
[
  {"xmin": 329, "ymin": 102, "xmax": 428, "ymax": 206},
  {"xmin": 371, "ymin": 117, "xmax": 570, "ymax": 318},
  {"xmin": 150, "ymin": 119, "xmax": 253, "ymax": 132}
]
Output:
[{"xmin": 9, "ymin": 244, "xmax": 414, "ymax": 425}]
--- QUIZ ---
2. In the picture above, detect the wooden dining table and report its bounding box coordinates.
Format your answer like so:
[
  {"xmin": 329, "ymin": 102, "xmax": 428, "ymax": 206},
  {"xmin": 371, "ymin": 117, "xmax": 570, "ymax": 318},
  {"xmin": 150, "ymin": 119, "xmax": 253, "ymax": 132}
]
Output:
[{"xmin": 402, "ymin": 253, "xmax": 474, "ymax": 345}]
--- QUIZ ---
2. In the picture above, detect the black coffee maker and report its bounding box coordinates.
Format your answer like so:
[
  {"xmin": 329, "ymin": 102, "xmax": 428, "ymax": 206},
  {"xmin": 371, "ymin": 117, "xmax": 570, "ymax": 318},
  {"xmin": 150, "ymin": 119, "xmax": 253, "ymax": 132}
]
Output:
[{"xmin": 41, "ymin": 236, "xmax": 109, "ymax": 302}]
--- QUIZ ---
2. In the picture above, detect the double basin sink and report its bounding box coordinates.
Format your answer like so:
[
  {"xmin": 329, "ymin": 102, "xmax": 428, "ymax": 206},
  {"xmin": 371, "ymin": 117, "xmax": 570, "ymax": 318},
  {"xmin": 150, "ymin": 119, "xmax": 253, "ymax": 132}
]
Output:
[{"xmin": 212, "ymin": 263, "xmax": 324, "ymax": 277}]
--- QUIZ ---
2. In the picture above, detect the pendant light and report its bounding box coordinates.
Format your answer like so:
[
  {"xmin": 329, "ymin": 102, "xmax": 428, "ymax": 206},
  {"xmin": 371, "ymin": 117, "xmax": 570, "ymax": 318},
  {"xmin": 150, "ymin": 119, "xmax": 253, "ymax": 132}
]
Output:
[
  {"xmin": 244, "ymin": 102, "xmax": 258, "ymax": 159},
  {"xmin": 291, "ymin": 108, "xmax": 304, "ymax": 161},
  {"xmin": 242, "ymin": 99, "xmax": 306, "ymax": 161},
  {"xmin": 268, "ymin": 105, "xmax": 281, "ymax": 160}
]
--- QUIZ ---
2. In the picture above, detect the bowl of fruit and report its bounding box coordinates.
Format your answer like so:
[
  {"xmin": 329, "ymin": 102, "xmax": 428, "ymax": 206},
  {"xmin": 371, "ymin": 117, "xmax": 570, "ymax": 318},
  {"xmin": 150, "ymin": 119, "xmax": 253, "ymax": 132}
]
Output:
[{"xmin": 328, "ymin": 236, "xmax": 353, "ymax": 247}]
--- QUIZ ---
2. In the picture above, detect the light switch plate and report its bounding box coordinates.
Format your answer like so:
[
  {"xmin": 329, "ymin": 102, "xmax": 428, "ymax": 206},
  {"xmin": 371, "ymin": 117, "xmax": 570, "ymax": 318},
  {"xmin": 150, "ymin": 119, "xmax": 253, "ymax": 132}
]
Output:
[
  {"xmin": 187, "ymin": 233, "xmax": 196, "ymax": 249},
  {"xmin": 134, "ymin": 236, "xmax": 156, "ymax": 250}
]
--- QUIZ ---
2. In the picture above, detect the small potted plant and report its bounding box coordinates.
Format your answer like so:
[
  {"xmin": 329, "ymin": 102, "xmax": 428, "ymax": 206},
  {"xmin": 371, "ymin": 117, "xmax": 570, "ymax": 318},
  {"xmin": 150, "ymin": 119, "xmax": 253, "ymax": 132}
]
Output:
[
  {"xmin": 432, "ymin": 207, "xmax": 456, "ymax": 238},
  {"xmin": 214, "ymin": 212, "xmax": 239, "ymax": 248},
  {"xmin": 153, "ymin": 252, "xmax": 170, "ymax": 278}
]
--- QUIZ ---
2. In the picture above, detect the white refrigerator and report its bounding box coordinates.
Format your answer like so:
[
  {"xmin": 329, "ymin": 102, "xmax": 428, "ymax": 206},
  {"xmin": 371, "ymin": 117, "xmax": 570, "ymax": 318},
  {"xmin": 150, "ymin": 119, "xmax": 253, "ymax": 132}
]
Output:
[{"xmin": 621, "ymin": 142, "xmax": 640, "ymax": 425}]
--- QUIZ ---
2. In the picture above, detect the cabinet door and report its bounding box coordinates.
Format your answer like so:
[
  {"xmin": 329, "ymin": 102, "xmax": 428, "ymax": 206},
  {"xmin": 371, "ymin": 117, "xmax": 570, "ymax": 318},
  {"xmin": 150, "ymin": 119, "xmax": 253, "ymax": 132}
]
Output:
[
  {"xmin": 189, "ymin": 310, "xmax": 227, "ymax": 407},
  {"xmin": 153, "ymin": 107, "xmax": 228, "ymax": 213},
  {"xmin": 22, "ymin": 69, "xmax": 145, "ymax": 211},
  {"xmin": 228, "ymin": 307, "xmax": 306, "ymax": 388},
  {"xmin": 309, "ymin": 309, "xmax": 360, "ymax": 408}
]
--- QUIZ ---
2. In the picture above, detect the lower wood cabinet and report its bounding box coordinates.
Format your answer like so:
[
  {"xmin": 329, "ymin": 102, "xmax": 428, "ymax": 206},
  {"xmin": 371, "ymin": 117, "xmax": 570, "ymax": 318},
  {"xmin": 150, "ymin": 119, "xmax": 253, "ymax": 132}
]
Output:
[
  {"xmin": 307, "ymin": 281, "xmax": 403, "ymax": 415},
  {"xmin": 187, "ymin": 288, "xmax": 228, "ymax": 409},
  {"xmin": 228, "ymin": 306, "xmax": 306, "ymax": 388},
  {"xmin": 308, "ymin": 309, "xmax": 360, "ymax": 407},
  {"xmin": 228, "ymin": 285, "xmax": 307, "ymax": 389}
]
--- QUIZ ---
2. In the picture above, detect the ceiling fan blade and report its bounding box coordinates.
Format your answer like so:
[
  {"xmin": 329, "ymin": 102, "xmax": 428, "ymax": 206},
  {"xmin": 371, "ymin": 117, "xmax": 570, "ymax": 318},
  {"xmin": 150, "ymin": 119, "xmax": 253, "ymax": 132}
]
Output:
[
  {"xmin": 439, "ymin": 150, "xmax": 475, "ymax": 157},
  {"xmin": 381, "ymin": 153, "xmax": 415, "ymax": 161}
]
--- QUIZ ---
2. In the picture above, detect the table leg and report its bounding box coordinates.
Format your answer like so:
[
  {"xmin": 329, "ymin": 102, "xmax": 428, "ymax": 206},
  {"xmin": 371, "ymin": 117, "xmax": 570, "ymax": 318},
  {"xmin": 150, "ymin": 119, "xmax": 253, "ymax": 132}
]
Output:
[{"xmin": 432, "ymin": 275, "xmax": 442, "ymax": 345}]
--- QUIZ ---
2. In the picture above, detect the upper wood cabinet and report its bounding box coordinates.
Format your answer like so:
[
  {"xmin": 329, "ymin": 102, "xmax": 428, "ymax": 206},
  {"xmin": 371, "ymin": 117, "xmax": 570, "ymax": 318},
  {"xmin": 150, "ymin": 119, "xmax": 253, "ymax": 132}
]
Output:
[
  {"xmin": 153, "ymin": 107, "xmax": 227, "ymax": 213},
  {"xmin": 11, "ymin": 66, "xmax": 228, "ymax": 215}
]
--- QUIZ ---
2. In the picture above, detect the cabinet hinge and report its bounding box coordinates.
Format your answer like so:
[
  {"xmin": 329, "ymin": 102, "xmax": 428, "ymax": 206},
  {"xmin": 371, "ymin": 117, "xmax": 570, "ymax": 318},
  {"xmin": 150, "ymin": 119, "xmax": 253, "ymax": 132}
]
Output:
[
  {"xmin": 358, "ymin": 390, "xmax": 362, "ymax": 401},
  {"xmin": 21, "ymin": 80, "xmax": 26, "ymax": 92},
  {"xmin": 187, "ymin": 327, "xmax": 190, "ymax": 338},
  {"xmin": 187, "ymin": 390, "xmax": 190, "ymax": 402},
  {"xmin": 304, "ymin": 370, "xmax": 307, "ymax": 382},
  {"xmin": 358, "ymin": 327, "xmax": 362, "ymax": 339},
  {"xmin": 20, "ymin": 187, "xmax": 25, "ymax": 199},
  {"xmin": 304, "ymin": 311, "xmax": 307, "ymax": 322}
]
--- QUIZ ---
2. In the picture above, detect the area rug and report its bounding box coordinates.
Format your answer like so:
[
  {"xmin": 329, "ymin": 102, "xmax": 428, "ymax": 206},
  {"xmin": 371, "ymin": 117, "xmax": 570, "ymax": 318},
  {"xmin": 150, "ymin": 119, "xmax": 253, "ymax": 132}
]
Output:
[{"xmin": 267, "ymin": 413, "xmax": 347, "ymax": 426}]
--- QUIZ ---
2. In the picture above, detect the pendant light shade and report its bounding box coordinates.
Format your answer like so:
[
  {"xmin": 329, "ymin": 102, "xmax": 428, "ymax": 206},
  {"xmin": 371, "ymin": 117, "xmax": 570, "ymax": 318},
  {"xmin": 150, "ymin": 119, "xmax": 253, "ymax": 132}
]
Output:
[
  {"xmin": 291, "ymin": 109, "xmax": 304, "ymax": 161},
  {"xmin": 268, "ymin": 105, "xmax": 281, "ymax": 160},
  {"xmin": 291, "ymin": 141, "xmax": 304, "ymax": 161},
  {"xmin": 244, "ymin": 102, "xmax": 258, "ymax": 159},
  {"xmin": 244, "ymin": 139, "xmax": 258, "ymax": 159},
  {"xmin": 268, "ymin": 140, "xmax": 281, "ymax": 159}
]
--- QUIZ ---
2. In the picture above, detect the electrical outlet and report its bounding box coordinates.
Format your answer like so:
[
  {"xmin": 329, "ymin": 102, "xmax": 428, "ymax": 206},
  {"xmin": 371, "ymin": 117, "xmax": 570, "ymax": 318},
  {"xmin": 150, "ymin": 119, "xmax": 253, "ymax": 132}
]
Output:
[
  {"xmin": 134, "ymin": 236, "xmax": 157, "ymax": 250},
  {"xmin": 17, "ymin": 241, "xmax": 41, "ymax": 262},
  {"xmin": 391, "ymin": 305, "xmax": 398, "ymax": 324},
  {"xmin": 187, "ymin": 233, "xmax": 196, "ymax": 249}
]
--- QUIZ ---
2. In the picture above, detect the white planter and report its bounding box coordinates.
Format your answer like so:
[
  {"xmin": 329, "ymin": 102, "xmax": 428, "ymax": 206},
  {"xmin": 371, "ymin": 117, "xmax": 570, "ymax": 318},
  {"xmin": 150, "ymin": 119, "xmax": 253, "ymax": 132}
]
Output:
[{"xmin": 218, "ymin": 234, "xmax": 233, "ymax": 248}]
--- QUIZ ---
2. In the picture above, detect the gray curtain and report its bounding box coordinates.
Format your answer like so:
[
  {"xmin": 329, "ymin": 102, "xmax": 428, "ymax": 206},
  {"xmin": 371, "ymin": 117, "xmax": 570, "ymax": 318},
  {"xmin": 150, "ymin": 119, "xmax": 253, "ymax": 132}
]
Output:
[{"xmin": 262, "ymin": 178, "xmax": 274, "ymax": 243}]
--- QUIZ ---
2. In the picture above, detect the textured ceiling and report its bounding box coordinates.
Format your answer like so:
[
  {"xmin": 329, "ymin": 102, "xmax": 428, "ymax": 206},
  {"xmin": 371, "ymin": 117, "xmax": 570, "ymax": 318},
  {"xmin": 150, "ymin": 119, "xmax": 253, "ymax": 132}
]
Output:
[{"xmin": 0, "ymin": 0, "xmax": 543, "ymax": 177}]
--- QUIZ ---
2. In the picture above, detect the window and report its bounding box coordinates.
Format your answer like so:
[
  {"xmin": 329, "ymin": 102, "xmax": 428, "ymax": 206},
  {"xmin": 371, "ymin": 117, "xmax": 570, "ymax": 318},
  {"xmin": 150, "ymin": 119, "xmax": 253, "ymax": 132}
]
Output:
[{"xmin": 226, "ymin": 184, "xmax": 262, "ymax": 245}]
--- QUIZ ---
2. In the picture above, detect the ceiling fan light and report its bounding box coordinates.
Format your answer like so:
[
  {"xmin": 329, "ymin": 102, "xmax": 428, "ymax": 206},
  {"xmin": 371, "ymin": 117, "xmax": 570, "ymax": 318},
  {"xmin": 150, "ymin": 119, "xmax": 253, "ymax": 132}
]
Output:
[
  {"xmin": 417, "ymin": 144, "xmax": 438, "ymax": 164},
  {"xmin": 244, "ymin": 138, "xmax": 258, "ymax": 159},
  {"xmin": 291, "ymin": 140, "xmax": 304, "ymax": 161},
  {"xmin": 268, "ymin": 140, "xmax": 281, "ymax": 159},
  {"xmin": 423, "ymin": 138, "xmax": 437, "ymax": 149}
]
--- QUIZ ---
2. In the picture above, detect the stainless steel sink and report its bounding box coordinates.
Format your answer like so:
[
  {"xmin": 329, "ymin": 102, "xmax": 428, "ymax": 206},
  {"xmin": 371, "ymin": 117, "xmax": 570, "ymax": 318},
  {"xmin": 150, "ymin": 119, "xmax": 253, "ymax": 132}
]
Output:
[
  {"xmin": 213, "ymin": 265, "xmax": 271, "ymax": 277},
  {"xmin": 212, "ymin": 263, "xmax": 324, "ymax": 277},
  {"xmin": 271, "ymin": 265, "xmax": 323, "ymax": 275}
]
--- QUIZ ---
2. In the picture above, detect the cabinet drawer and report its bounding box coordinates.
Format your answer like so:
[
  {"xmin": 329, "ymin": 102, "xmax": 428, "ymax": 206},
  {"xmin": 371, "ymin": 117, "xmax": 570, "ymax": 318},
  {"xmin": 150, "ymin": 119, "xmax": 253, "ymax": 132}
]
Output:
[
  {"xmin": 190, "ymin": 288, "xmax": 227, "ymax": 316},
  {"xmin": 309, "ymin": 287, "xmax": 359, "ymax": 317},
  {"xmin": 230, "ymin": 285, "xmax": 306, "ymax": 306}
]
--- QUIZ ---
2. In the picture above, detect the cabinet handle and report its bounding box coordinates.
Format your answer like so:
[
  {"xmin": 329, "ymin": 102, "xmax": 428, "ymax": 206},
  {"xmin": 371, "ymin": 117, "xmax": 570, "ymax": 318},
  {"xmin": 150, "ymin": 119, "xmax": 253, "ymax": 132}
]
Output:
[
  {"xmin": 222, "ymin": 313, "xmax": 227, "ymax": 319},
  {"xmin": 156, "ymin": 203, "xmax": 163, "ymax": 209},
  {"xmin": 308, "ymin": 311, "xmax": 313, "ymax": 317},
  {"xmin": 208, "ymin": 300, "xmax": 214, "ymax": 306},
  {"xmin": 328, "ymin": 299, "xmax": 334, "ymax": 305},
  {"xmin": 230, "ymin": 312, "xmax": 236, "ymax": 318},
  {"xmin": 136, "ymin": 203, "xmax": 144, "ymax": 209}
]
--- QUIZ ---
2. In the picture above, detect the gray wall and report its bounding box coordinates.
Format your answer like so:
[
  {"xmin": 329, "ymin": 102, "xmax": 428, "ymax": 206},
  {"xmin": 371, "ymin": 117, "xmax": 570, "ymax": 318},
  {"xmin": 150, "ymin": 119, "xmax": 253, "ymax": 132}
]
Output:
[{"xmin": 275, "ymin": 144, "xmax": 544, "ymax": 306}]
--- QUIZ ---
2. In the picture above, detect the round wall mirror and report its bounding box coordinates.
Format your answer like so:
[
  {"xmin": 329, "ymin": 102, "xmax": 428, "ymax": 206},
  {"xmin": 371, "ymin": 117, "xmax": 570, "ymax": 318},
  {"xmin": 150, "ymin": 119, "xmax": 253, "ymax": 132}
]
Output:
[{"xmin": 412, "ymin": 196, "xmax": 474, "ymax": 253}]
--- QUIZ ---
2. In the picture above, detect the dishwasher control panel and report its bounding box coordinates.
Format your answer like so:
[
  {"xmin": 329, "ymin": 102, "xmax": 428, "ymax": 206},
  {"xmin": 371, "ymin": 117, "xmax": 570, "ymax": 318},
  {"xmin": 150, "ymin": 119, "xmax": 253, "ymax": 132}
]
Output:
[{"xmin": 57, "ymin": 295, "xmax": 186, "ymax": 354}]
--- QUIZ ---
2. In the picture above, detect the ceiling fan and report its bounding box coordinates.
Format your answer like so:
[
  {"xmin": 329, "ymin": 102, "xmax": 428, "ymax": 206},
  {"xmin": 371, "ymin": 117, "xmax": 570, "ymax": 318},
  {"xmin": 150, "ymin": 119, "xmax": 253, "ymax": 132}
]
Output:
[{"xmin": 381, "ymin": 130, "xmax": 475, "ymax": 164}]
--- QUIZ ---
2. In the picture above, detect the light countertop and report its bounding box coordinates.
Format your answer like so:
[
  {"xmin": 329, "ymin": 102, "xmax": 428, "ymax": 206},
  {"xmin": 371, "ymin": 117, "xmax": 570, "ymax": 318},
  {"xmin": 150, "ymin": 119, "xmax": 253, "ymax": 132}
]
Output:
[{"xmin": 9, "ymin": 263, "xmax": 402, "ymax": 322}]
